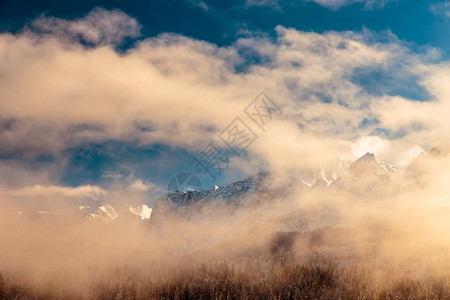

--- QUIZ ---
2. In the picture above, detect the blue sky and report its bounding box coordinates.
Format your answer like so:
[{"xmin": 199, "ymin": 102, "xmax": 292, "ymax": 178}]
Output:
[
  {"xmin": 0, "ymin": 0, "xmax": 448, "ymax": 54},
  {"xmin": 0, "ymin": 0, "xmax": 450, "ymax": 205}
]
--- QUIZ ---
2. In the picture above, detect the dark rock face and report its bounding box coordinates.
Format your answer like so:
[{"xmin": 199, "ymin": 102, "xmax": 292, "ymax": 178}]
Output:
[{"xmin": 150, "ymin": 172, "xmax": 270, "ymax": 225}]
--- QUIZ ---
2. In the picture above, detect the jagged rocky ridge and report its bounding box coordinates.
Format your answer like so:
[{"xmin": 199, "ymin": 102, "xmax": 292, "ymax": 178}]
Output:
[
  {"xmin": 149, "ymin": 151, "xmax": 431, "ymax": 230},
  {"xmin": 18, "ymin": 148, "xmax": 444, "ymax": 226}
]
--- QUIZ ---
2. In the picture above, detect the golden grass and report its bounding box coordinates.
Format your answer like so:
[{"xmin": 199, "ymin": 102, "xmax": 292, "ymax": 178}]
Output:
[{"xmin": 1, "ymin": 252, "xmax": 448, "ymax": 300}]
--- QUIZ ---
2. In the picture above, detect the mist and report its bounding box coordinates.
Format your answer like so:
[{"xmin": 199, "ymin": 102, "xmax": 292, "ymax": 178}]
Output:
[{"xmin": 0, "ymin": 145, "xmax": 449, "ymax": 297}]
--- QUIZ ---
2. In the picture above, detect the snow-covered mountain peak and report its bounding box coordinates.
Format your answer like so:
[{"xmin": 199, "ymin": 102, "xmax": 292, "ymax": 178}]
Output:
[
  {"xmin": 78, "ymin": 204, "xmax": 118, "ymax": 223},
  {"xmin": 129, "ymin": 204, "xmax": 152, "ymax": 220},
  {"xmin": 351, "ymin": 152, "xmax": 397, "ymax": 174},
  {"xmin": 358, "ymin": 152, "xmax": 376, "ymax": 161}
]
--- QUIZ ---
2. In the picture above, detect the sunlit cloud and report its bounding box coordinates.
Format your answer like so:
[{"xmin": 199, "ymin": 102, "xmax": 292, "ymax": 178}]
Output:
[
  {"xmin": 0, "ymin": 7, "xmax": 449, "ymax": 189},
  {"xmin": 0, "ymin": 9, "xmax": 447, "ymax": 181},
  {"xmin": 3, "ymin": 184, "xmax": 107, "ymax": 199},
  {"xmin": 245, "ymin": 0, "xmax": 396, "ymax": 9}
]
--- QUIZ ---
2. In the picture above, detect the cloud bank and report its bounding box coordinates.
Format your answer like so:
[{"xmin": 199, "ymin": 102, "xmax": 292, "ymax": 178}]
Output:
[{"xmin": 0, "ymin": 7, "xmax": 448, "ymax": 191}]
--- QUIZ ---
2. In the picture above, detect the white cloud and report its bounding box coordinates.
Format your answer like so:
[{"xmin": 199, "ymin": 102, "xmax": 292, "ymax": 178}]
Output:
[
  {"xmin": 245, "ymin": 0, "xmax": 281, "ymax": 8},
  {"xmin": 306, "ymin": 0, "xmax": 395, "ymax": 9},
  {"xmin": 430, "ymin": 1, "xmax": 450, "ymax": 18},
  {"xmin": 0, "ymin": 8, "xmax": 448, "ymax": 176},
  {"xmin": 245, "ymin": 0, "xmax": 396, "ymax": 9},
  {"xmin": 3, "ymin": 184, "xmax": 107, "ymax": 199},
  {"xmin": 28, "ymin": 7, "xmax": 141, "ymax": 46},
  {"xmin": 129, "ymin": 179, "xmax": 161, "ymax": 192},
  {"xmin": 186, "ymin": 0, "xmax": 210, "ymax": 11},
  {"xmin": 407, "ymin": 145, "xmax": 425, "ymax": 160},
  {"xmin": 349, "ymin": 136, "xmax": 390, "ymax": 159}
]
